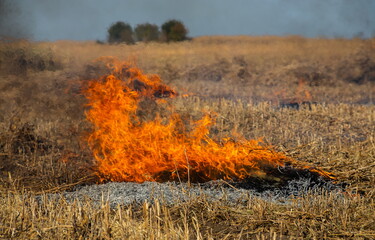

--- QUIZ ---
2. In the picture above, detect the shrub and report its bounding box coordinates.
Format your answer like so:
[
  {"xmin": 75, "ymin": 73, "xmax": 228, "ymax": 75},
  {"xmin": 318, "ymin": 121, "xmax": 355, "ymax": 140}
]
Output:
[
  {"xmin": 135, "ymin": 23, "xmax": 160, "ymax": 42},
  {"xmin": 0, "ymin": 41, "xmax": 62, "ymax": 75},
  {"xmin": 161, "ymin": 19, "xmax": 188, "ymax": 42},
  {"xmin": 107, "ymin": 21, "xmax": 134, "ymax": 44}
]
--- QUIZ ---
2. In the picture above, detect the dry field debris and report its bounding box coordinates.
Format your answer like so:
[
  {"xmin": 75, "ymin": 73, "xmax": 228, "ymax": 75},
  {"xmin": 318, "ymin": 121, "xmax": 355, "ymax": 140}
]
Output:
[{"xmin": 0, "ymin": 36, "xmax": 374, "ymax": 239}]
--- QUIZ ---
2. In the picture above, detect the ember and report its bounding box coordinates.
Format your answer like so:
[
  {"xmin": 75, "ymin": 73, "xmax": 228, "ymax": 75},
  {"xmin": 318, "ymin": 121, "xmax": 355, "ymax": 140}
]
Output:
[{"xmin": 83, "ymin": 59, "xmax": 335, "ymax": 183}]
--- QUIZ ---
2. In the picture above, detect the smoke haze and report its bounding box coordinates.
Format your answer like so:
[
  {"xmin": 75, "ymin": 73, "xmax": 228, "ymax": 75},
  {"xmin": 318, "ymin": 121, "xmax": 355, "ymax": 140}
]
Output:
[{"xmin": 0, "ymin": 0, "xmax": 374, "ymax": 41}]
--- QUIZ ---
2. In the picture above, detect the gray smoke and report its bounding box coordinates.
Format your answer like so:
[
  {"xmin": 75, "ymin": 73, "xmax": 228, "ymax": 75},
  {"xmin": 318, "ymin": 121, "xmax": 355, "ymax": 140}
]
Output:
[
  {"xmin": 0, "ymin": 0, "xmax": 32, "ymax": 39},
  {"xmin": 1, "ymin": 0, "xmax": 374, "ymax": 41}
]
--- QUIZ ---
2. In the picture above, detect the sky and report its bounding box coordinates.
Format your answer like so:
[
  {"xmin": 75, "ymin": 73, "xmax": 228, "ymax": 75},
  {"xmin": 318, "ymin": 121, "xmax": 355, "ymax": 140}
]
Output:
[{"xmin": 0, "ymin": 0, "xmax": 374, "ymax": 41}]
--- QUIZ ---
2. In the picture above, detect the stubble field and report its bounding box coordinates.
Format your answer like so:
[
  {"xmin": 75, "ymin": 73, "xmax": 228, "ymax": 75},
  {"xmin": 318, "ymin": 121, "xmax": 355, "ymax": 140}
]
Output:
[{"xmin": 0, "ymin": 36, "xmax": 374, "ymax": 239}]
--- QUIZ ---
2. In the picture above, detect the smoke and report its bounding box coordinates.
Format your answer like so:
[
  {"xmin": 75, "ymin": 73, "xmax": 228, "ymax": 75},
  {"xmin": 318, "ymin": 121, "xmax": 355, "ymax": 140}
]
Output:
[
  {"xmin": 0, "ymin": 0, "xmax": 374, "ymax": 41},
  {"xmin": 0, "ymin": 0, "xmax": 32, "ymax": 39},
  {"xmin": 189, "ymin": 0, "xmax": 375, "ymax": 38},
  {"xmin": 275, "ymin": 0, "xmax": 375, "ymax": 38}
]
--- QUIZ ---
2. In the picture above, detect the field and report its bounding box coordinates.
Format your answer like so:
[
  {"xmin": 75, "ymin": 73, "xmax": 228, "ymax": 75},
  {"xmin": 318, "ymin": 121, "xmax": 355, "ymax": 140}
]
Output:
[{"xmin": 0, "ymin": 36, "xmax": 374, "ymax": 239}]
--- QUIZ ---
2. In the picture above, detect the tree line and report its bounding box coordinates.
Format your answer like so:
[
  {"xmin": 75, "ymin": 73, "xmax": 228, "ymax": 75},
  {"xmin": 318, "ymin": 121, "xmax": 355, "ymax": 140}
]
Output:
[{"xmin": 107, "ymin": 19, "xmax": 189, "ymax": 44}]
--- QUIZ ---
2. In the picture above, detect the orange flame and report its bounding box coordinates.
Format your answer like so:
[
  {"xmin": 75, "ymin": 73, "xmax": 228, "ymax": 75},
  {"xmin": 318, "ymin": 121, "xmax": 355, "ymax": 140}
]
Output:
[
  {"xmin": 83, "ymin": 59, "xmax": 334, "ymax": 183},
  {"xmin": 274, "ymin": 79, "xmax": 312, "ymax": 106},
  {"xmin": 295, "ymin": 79, "xmax": 312, "ymax": 103}
]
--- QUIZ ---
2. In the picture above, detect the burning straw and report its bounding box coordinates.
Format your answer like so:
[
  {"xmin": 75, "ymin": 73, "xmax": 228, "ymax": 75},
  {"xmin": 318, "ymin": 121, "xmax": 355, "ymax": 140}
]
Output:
[{"xmin": 83, "ymin": 58, "xmax": 335, "ymax": 184}]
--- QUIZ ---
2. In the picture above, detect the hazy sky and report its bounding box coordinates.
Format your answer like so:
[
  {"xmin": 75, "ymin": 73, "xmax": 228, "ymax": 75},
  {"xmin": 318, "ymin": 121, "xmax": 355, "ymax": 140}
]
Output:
[{"xmin": 1, "ymin": 0, "xmax": 374, "ymax": 41}]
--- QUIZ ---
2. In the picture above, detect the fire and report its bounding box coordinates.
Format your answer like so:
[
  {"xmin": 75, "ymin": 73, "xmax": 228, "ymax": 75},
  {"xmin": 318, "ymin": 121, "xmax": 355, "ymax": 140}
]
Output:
[
  {"xmin": 295, "ymin": 78, "xmax": 312, "ymax": 103},
  {"xmin": 274, "ymin": 79, "xmax": 312, "ymax": 107},
  {"xmin": 83, "ymin": 59, "xmax": 335, "ymax": 183}
]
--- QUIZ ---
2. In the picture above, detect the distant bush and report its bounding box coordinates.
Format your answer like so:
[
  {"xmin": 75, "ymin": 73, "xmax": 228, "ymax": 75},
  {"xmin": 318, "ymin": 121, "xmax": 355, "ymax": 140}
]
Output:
[
  {"xmin": 107, "ymin": 21, "xmax": 134, "ymax": 44},
  {"xmin": 161, "ymin": 20, "xmax": 188, "ymax": 42},
  {"xmin": 0, "ymin": 42, "xmax": 62, "ymax": 75},
  {"xmin": 135, "ymin": 23, "xmax": 160, "ymax": 42},
  {"xmin": 95, "ymin": 39, "xmax": 105, "ymax": 45}
]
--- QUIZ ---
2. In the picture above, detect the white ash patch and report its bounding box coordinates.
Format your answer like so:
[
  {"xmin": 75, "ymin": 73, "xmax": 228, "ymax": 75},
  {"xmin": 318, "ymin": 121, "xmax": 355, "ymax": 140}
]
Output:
[{"xmin": 41, "ymin": 178, "xmax": 343, "ymax": 208}]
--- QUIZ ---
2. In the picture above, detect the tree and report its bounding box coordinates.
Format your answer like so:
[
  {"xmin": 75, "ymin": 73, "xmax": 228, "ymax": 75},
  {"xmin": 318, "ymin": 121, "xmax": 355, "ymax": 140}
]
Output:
[
  {"xmin": 107, "ymin": 21, "xmax": 134, "ymax": 44},
  {"xmin": 135, "ymin": 23, "xmax": 160, "ymax": 42},
  {"xmin": 161, "ymin": 20, "xmax": 188, "ymax": 42}
]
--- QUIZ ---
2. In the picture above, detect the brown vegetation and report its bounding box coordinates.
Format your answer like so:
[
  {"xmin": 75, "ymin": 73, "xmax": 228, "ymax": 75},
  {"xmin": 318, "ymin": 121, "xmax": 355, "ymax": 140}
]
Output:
[{"xmin": 0, "ymin": 36, "xmax": 374, "ymax": 239}]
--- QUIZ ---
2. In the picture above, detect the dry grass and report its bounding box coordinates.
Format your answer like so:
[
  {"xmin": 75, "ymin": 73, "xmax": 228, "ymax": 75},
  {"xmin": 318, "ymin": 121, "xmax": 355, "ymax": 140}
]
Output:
[
  {"xmin": 0, "ymin": 36, "xmax": 375, "ymax": 239},
  {"xmin": 1, "ymin": 187, "xmax": 374, "ymax": 239}
]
